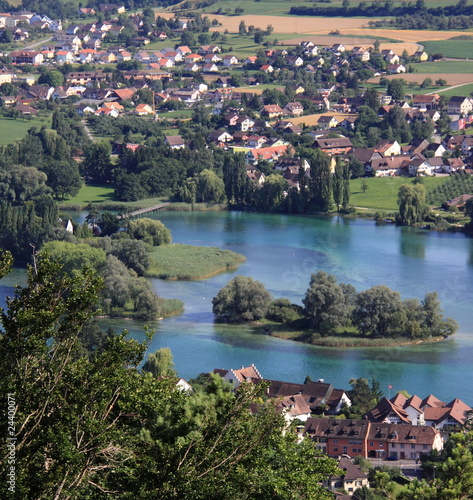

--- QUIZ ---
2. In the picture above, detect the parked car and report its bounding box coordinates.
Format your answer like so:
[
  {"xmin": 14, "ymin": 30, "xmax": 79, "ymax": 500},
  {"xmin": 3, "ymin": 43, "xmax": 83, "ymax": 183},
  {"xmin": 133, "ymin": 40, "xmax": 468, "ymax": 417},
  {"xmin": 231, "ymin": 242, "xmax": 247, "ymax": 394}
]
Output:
[{"xmin": 385, "ymin": 456, "xmax": 398, "ymax": 461}]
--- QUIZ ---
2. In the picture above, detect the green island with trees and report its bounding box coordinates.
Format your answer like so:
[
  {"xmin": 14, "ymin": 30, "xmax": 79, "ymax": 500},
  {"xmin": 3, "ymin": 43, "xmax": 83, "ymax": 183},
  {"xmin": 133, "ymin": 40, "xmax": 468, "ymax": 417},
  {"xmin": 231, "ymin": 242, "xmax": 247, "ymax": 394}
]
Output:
[{"xmin": 212, "ymin": 272, "xmax": 458, "ymax": 347}]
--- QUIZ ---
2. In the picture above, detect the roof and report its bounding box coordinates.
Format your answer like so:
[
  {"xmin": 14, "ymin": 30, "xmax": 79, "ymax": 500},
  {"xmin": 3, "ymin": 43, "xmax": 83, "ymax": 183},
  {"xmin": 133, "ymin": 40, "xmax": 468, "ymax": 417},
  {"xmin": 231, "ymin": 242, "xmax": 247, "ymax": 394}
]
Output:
[
  {"xmin": 315, "ymin": 137, "xmax": 352, "ymax": 149},
  {"xmin": 365, "ymin": 397, "xmax": 411, "ymax": 424},
  {"xmin": 330, "ymin": 458, "xmax": 367, "ymax": 482},
  {"xmin": 166, "ymin": 135, "xmax": 185, "ymax": 147}
]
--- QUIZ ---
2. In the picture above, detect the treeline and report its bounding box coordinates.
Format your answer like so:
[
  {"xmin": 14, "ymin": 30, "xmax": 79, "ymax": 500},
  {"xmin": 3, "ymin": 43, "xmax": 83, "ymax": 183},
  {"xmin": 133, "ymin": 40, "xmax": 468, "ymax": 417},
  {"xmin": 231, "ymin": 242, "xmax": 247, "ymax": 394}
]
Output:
[
  {"xmin": 290, "ymin": 0, "xmax": 473, "ymax": 23},
  {"xmin": 371, "ymin": 13, "xmax": 473, "ymax": 30},
  {"xmin": 0, "ymin": 109, "xmax": 88, "ymax": 260},
  {"xmin": 212, "ymin": 272, "xmax": 458, "ymax": 340}
]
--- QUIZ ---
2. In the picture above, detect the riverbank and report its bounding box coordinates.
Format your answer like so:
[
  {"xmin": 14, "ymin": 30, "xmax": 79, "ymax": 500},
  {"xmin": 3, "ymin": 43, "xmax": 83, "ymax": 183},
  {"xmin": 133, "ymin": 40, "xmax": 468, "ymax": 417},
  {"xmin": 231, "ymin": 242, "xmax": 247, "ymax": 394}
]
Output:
[
  {"xmin": 147, "ymin": 244, "xmax": 246, "ymax": 280},
  {"xmin": 250, "ymin": 322, "xmax": 449, "ymax": 348},
  {"xmin": 98, "ymin": 297, "xmax": 184, "ymax": 321}
]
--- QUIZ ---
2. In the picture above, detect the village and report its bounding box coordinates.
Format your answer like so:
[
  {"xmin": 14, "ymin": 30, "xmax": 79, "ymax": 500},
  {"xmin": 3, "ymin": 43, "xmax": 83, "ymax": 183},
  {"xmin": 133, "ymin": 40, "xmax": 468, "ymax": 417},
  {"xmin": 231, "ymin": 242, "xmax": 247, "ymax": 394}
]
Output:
[
  {"xmin": 0, "ymin": 4, "xmax": 473, "ymax": 212},
  {"xmin": 206, "ymin": 363, "xmax": 472, "ymax": 498}
]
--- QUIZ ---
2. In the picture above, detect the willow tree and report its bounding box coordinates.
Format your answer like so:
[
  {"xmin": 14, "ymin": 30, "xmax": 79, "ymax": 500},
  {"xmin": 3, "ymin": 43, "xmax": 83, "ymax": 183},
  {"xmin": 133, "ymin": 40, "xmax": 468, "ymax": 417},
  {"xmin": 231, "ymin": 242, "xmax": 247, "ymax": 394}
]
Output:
[{"xmin": 398, "ymin": 183, "xmax": 429, "ymax": 225}]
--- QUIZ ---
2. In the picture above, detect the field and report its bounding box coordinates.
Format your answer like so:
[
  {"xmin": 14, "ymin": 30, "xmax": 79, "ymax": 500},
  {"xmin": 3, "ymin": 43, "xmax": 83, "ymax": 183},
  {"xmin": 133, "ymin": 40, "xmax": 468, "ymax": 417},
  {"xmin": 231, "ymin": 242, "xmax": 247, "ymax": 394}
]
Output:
[
  {"xmin": 61, "ymin": 183, "xmax": 115, "ymax": 206},
  {"xmin": 147, "ymin": 243, "xmax": 246, "ymax": 280},
  {"xmin": 0, "ymin": 116, "xmax": 51, "ymax": 145},
  {"xmin": 350, "ymin": 177, "xmax": 448, "ymax": 211},
  {"xmin": 436, "ymin": 82, "xmax": 473, "ymax": 97},
  {"xmin": 422, "ymin": 38, "xmax": 473, "ymax": 59}
]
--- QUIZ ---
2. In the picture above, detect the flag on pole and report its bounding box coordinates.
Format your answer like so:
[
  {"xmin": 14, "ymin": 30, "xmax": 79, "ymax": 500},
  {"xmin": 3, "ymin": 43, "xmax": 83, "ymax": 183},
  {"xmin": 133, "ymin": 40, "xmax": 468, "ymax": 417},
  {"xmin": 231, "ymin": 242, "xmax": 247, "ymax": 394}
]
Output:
[{"xmin": 388, "ymin": 384, "xmax": 393, "ymax": 389}]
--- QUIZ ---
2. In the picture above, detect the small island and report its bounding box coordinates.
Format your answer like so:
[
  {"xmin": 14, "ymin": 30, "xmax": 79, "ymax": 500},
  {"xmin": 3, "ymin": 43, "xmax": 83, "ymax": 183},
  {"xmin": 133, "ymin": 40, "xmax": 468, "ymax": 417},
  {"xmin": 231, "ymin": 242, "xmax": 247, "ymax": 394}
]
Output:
[
  {"xmin": 147, "ymin": 244, "xmax": 246, "ymax": 280},
  {"xmin": 212, "ymin": 273, "xmax": 458, "ymax": 347}
]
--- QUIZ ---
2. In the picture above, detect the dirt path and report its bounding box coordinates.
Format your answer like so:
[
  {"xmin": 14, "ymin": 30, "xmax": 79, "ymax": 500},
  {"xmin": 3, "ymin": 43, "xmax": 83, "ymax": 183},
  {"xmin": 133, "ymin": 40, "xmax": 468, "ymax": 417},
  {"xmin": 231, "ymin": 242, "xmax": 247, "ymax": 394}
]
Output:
[{"xmin": 81, "ymin": 119, "xmax": 95, "ymax": 143}]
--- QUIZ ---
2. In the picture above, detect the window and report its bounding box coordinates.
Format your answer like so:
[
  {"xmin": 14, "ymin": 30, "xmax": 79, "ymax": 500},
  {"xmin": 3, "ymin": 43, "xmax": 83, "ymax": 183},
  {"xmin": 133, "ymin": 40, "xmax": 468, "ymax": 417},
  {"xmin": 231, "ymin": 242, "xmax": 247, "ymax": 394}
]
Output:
[
  {"xmin": 400, "ymin": 444, "xmax": 405, "ymax": 449},
  {"xmin": 370, "ymin": 442, "xmax": 374, "ymax": 447},
  {"xmin": 379, "ymin": 443, "xmax": 383, "ymax": 447},
  {"xmin": 392, "ymin": 443, "xmax": 396, "ymax": 448},
  {"xmin": 423, "ymin": 444, "xmax": 429, "ymax": 450},
  {"xmin": 333, "ymin": 439, "xmax": 338, "ymax": 444},
  {"xmin": 411, "ymin": 444, "xmax": 416, "ymax": 449},
  {"xmin": 333, "ymin": 448, "xmax": 338, "ymax": 452}
]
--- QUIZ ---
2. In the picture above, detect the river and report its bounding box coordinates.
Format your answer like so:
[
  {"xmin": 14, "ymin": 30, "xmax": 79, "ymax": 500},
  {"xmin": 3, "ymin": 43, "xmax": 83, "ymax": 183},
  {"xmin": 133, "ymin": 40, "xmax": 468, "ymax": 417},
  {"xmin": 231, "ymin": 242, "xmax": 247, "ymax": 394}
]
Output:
[{"xmin": 4, "ymin": 210, "xmax": 473, "ymax": 403}]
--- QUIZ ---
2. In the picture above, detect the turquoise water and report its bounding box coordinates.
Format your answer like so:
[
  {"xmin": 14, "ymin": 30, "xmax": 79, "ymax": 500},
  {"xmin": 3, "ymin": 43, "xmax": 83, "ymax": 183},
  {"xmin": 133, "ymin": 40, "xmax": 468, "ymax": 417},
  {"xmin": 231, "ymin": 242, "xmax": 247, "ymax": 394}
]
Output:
[{"xmin": 5, "ymin": 211, "xmax": 473, "ymax": 402}]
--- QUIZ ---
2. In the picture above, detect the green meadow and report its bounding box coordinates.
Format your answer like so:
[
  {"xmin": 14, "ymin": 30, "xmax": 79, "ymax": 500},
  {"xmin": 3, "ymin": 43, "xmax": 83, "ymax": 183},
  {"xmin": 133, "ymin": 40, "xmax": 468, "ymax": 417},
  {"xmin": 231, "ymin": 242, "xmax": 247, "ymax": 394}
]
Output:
[
  {"xmin": 422, "ymin": 38, "xmax": 473, "ymax": 60},
  {"xmin": 350, "ymin": 177, "xmax": 448, "ymax": 211},
  {"xmin": 0, "ymin": 116, "xmax": 51, "ymax": 145}
]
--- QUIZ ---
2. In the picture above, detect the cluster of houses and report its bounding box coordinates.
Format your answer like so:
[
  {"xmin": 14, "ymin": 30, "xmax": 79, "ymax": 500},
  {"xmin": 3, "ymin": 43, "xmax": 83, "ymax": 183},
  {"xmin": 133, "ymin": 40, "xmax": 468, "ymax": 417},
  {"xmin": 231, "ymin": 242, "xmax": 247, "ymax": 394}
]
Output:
[{"xmin": 206, "ymin": 364, "xmax": 472, "ymax": 498}]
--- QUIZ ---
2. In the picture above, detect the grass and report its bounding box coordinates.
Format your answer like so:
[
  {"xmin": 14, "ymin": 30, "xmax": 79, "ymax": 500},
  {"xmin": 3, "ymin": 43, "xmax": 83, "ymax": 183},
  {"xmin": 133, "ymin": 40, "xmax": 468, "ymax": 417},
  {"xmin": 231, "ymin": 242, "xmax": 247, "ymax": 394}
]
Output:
[
  {"xmin": 350, "ymin": 177, "xmax": 448, "ymax": 211},
  {"xmin": 61, "ymin": 183, "xmax": 116, "ymax": 206},
  {"xmin": 437, "ymin": 82, "xmax": 473, "ymax": 97},
  {"xmin": 147, "ymin": 243, "xmax": 246, "ymax": 280},
  {"xmin": 422, "ymin": 39, "xmax": 473, "ymax": 60},
  {"xmin": 410, "ymin": 60, "xmax": 473, "ymax": 74},
  {"xmin": 0, "ymin": 116, "xmax": 51, "ymax": 145}
]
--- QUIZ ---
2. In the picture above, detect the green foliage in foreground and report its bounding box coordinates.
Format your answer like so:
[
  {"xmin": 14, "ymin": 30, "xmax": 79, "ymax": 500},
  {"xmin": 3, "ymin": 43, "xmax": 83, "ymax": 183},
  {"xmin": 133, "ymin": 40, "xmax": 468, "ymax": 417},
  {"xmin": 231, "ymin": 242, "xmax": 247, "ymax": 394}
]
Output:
[
  {"xmin": 0, "ymin": 251, "xmax": 339, "ymax": 498},
  {"xmin": 399, "ymin": 431, "xmax": 473, "ymax": 500},
  {"xmin": 148, "ymin": 244, "xmax": 246, "ymax": 280}
]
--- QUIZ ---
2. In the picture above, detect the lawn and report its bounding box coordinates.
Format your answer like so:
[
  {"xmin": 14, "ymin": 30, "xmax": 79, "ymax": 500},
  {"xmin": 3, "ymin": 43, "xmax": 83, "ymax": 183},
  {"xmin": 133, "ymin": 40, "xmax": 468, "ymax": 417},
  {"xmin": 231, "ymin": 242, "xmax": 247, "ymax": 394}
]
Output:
[
  {"xmin": 422, "ymin": 38, "xmax": 473, "ymax": 59},
  {"xmin": 147, "ymin": 243, "xmax": 247, "ymax": 280},
  {"xmin": 350, "ymin": 177, "xmax": 448, "ymax": 211},
  {"xmin": 0, "ymin": 116, "xmax": 51, "ymax": 145},
  {"xmin": 62, "ymin": 183, "xmax": 116, "ymax": 206}
]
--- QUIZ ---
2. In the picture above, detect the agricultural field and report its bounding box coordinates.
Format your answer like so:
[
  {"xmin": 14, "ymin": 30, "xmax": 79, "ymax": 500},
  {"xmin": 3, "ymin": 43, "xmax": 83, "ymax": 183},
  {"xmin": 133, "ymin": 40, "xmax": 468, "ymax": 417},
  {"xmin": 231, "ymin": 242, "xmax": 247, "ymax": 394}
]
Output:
[
  {"xmin": 350, "ymin": 177, "xmax": 448, "ymax": 211},
  {"xmin": 0, "ymin": 116, "xmax": 51, "ymax": 145},
  {"xmin": 422, "ymin": 38, "xmax": 473, "ymax": 59}
]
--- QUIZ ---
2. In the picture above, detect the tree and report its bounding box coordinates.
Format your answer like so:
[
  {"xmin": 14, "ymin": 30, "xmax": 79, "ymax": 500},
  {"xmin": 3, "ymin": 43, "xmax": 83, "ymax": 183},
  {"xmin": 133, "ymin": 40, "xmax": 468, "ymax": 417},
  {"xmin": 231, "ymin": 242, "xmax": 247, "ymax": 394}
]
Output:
[
  {"xmin": 98, "ymin": 210, "xmax": 122, "ymax": 236},
  {"xmin": 212, "ymin": 276, "xmax": 272, "ymax": 322},
  {"xmin": 38, "ymin": 70, "xmax": 64, "ymax": 87},
  {"xmin": 81, "ymin": 142, "xmax": 114, "ymax": 183},
  {"xmin": 302, "ymin": 271, "xmax": 349, "ymax": 334},
  {"xmin": 127, "ymin": 217, "xmax": 172, "ymax": 246},
  {"xmin": 421, "ymin": 77, "xmax": 433, "ymax": 89},
  {"xmin": 347, "ymin": 377, "xmax": 384, "ymax": 416},
  {"xmin": 387, "ymin": 79, "xmax": 405, "ymax": 101},
  {"xmin": 398, "ymin": 183, "xmax": 429, "ymax": 225},
  {"xmin": 238, "ymin": 20, "xmax": 247, "ymax": 35},
  {"xmin": 41, "ymin": 160, "xmax": 82, "ymax": 199},
  {"xmin": 353, "ymin": 285, "xmax": 406, "ymax": 337},
  {"xmin": 40, "ymin": 241, "xmax": 107, "ymax": 275},
  {"xmin": 364, "ymin": 88, "xmax": 380, "ymax": 111},
  {"xmin": 361, "ymin": 179, "xmax": 368, "ymax": 193},
  {"xmin": 195, "ymin": 169, "xmax": 225, "ymax": 203},
  {"xmin": 258, "ymin": 174, "xmax": 288, "ymax": 210},
  {"xmin": 400, "ymin": 432, "xmax": 473, "ymax": 500},
  {"xmin": 142, "ymin": 347, "xmax": 177, "ymax": 378}
]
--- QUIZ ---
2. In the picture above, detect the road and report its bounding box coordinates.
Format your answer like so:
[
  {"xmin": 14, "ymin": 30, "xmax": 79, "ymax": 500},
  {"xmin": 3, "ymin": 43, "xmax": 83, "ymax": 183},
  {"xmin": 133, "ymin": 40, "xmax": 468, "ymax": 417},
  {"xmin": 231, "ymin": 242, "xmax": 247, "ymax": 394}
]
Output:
[
  {"xmin": 426, "ymin": 80, "xmax": 473, "ymax": 95},
  {"xmin": 21, "ymin": 36, "xmax": 52, "ymax": 50}
]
